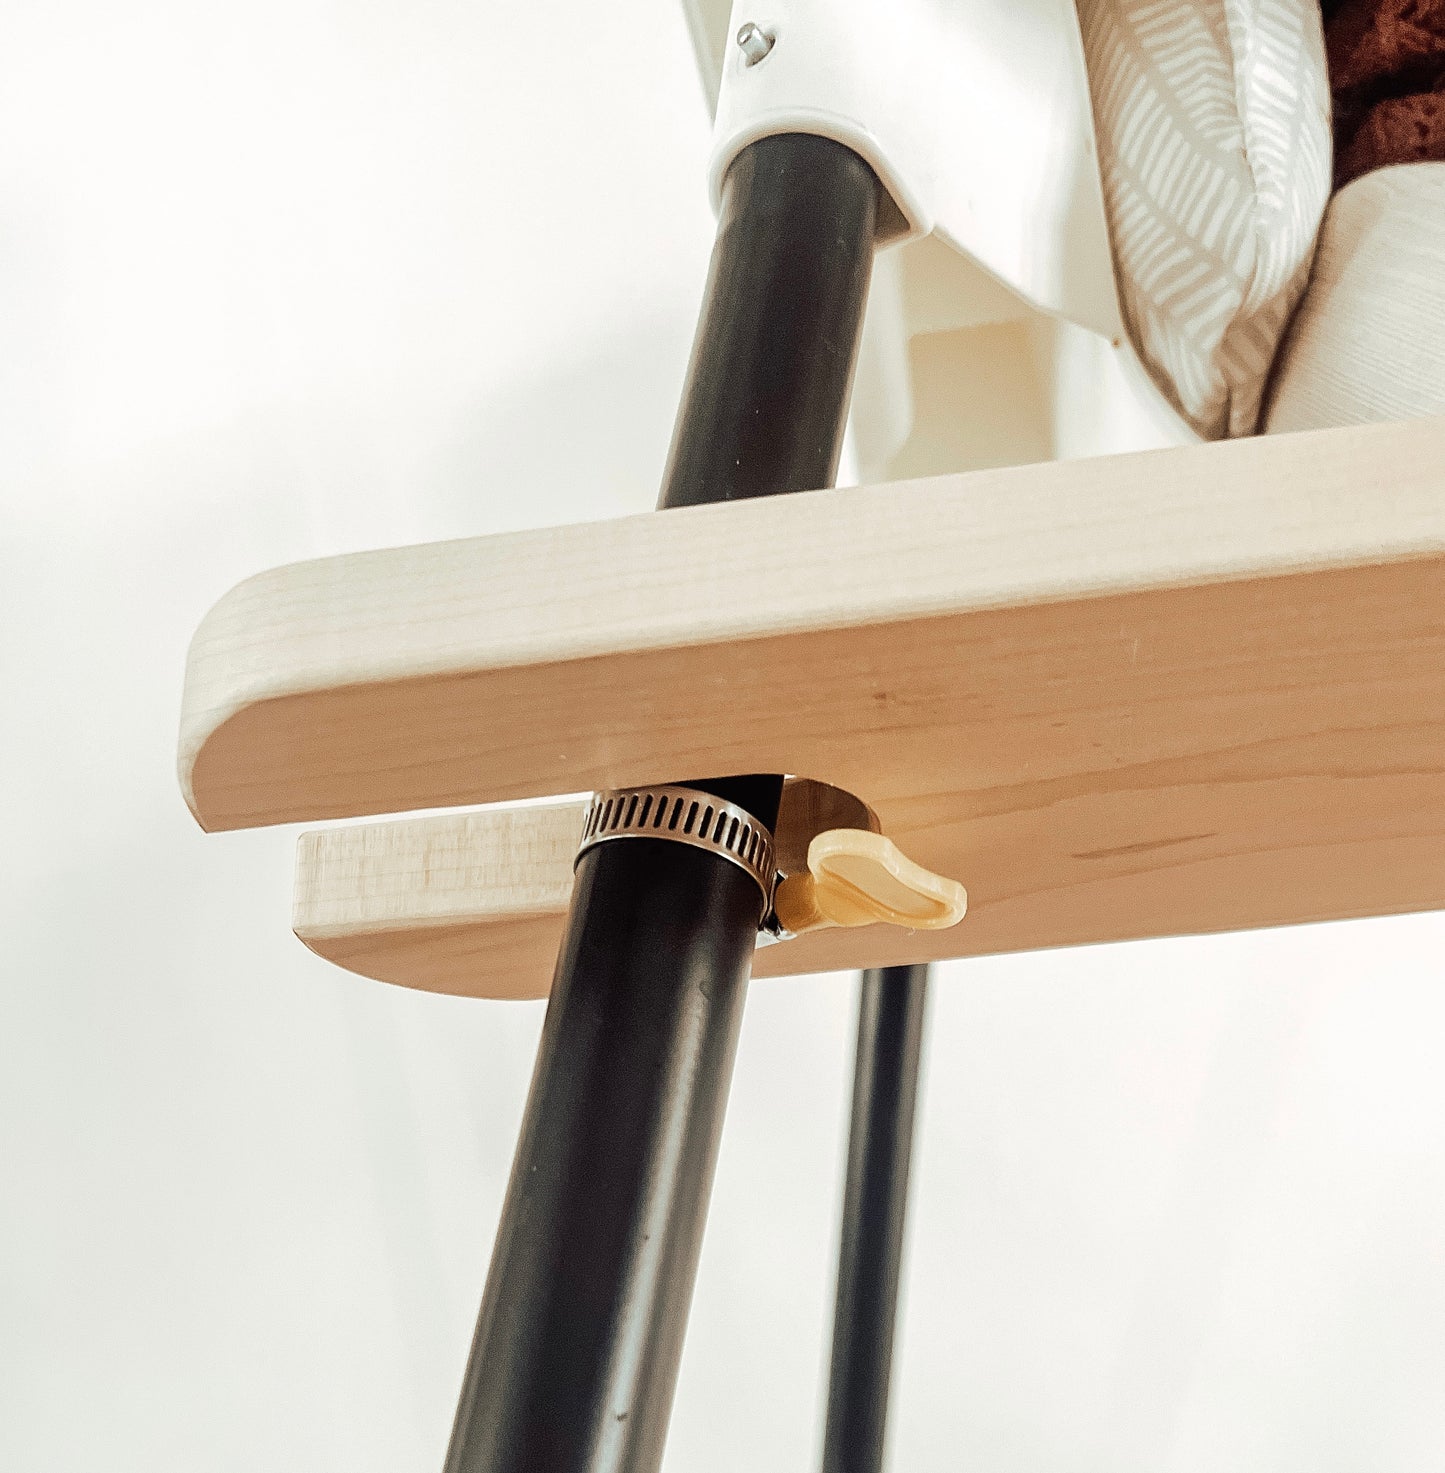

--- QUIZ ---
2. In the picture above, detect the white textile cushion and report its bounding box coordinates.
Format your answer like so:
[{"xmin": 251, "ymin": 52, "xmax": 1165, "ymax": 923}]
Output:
[
  {"xmin": 1076, "ymin": 0, "xmax": 1332, "ymax": 438},
  {"xmin": 1265, "ymin": 164, "xmax": 1445, "ymax": 432}
]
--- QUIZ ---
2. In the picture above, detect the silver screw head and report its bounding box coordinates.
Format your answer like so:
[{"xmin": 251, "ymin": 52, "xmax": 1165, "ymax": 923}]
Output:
[{"xmin": 736, "ymin": 22, "xmax": 774, "ymax": 65}]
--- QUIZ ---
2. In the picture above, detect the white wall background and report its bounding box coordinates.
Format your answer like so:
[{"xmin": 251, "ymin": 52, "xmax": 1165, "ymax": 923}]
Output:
[{"xmin": 4, "ymin": 3, "xmax": 1445, "ymax": 1470}]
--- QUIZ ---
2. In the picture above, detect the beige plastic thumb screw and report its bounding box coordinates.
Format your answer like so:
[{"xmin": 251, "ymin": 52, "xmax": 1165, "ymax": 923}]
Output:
[{"xmin": 771, "ymin": 830, "xmax": 968, "ymax": 936}]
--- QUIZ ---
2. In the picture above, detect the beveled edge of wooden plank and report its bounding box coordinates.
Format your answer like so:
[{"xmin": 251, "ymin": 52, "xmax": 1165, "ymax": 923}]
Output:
[{"xmin": 182, "ymin": 415, "xmax": 1445, "ymax": 831}]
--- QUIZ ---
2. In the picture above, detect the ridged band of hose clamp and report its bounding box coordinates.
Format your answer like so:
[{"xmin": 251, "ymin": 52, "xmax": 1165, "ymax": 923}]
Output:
[{"xmin": 575, "ymin": 785, "xmax": 777, "ymax": 906}]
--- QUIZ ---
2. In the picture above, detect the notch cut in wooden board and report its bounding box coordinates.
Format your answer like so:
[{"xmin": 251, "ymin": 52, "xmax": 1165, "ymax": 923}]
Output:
[{"xmin": 181, "ymin": 414, "xmax": 1445, "ymax": 834}]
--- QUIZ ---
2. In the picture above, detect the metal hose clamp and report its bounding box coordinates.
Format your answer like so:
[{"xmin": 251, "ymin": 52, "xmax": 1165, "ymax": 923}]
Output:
[{"xmin": 575, "ymin": 785, "xmax": 777, "ymax": 905}]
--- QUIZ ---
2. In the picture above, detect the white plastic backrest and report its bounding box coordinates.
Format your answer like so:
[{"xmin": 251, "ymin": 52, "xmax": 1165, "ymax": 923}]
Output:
[{"xmin": 710, "ymin": 0, "xmax": 1124, "ymax": 340}]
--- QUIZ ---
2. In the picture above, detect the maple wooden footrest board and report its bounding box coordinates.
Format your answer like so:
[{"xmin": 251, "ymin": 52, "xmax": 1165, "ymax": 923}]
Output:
[{"xmin": 296, "ymin": 755, "xmax": 1445, "ymax": 996}]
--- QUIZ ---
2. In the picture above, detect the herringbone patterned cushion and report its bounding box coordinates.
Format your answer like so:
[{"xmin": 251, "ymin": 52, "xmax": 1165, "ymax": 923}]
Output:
[{"xmin": 1077, "ymin": 0, "xmax": 1333, "ymax": 437}]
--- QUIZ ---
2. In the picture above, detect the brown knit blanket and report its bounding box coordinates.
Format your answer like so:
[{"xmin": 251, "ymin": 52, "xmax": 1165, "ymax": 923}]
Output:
[{"xmin": 1329, "ymin": 0, "xmax": 1445, "ymax": 185}]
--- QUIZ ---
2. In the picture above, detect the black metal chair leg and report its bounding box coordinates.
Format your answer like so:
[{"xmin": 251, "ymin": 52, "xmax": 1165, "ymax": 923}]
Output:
[
  {"xmin": 444, "ymin": 133, "xmax": 878, "ymax": 1473},
  {"xmin": 821, "ymin": 964, "xmax": 931, "ymax": 1473}
]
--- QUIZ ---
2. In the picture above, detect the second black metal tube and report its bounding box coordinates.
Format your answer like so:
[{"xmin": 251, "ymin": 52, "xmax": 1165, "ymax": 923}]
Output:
[{"xmin": 821, "ymin": 965, "xmax": 931, "ymax": 1473}]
